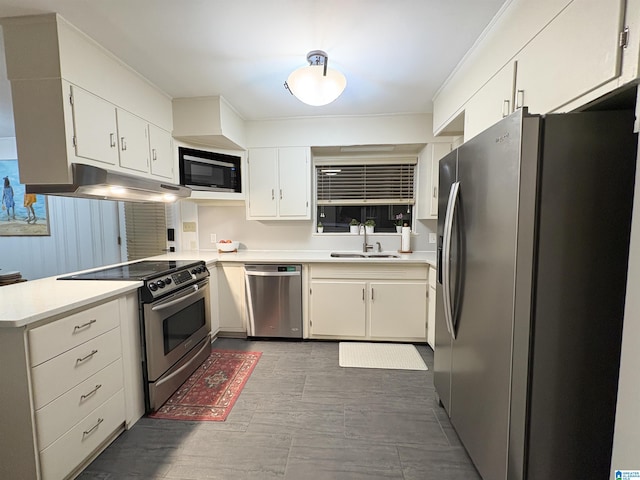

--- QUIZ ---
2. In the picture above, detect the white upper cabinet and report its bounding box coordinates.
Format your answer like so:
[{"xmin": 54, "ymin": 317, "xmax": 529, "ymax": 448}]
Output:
[
  {"xmin": 433, "ymin": 0, "xmax": 629, "ymax": 138},
  {"xmin": 247, "ymin": 148, "xmax": 278, "ymax": 217},
  {"xmin": 246, "ymin": 147, "xmax": 310, "ymax": 220},
  {"xmin": 116, "ymin": 108, "xmax": 150, "ymax": 173},
  {"xmin": 416, "ymin": 143, "xmax": 451, "ymax": 220},
  {"xmin": 1, "ymin": 14, "xmax": 176, "ymax": 185},
  {"xmin": 463, "ymin": 62, "xmax": 516, "ymax": 142},
  {"xmin": 278, "ymin": 147, "xmax": 310, "ymax": 217},
  {"xmin": 70, "ymin": 86, "xmax": 118, "ymax": 166},
  {"xmin": 513, "ymin": 0, "xmax": 625, "ymax": 116},
  {"xmin": 148, "ymin": 124, "xmax": 174, "ymax": 180}
]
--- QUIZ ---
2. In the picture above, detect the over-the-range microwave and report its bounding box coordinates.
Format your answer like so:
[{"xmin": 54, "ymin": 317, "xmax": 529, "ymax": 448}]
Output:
[{"xmin": 178, "ymin": 146, "xmax": 242, "ymax": 193}]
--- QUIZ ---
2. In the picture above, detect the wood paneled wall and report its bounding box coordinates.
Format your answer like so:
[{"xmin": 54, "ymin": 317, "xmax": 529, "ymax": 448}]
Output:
[{"xmin": 0, "ymin": 196, "xmax": 121, "ymax": 280}]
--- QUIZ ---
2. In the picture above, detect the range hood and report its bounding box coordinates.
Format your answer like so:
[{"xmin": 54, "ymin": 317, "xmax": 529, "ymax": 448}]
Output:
[{"xmin": 26, "ymin": 164, "xmax": 191, "ymax": 203}]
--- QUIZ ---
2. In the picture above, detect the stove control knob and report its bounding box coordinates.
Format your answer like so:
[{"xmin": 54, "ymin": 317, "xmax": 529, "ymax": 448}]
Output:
[
  {"xmin": 197, "ymin": 266, "xmax": 204, "ymax": 273},
  {"xmin": 156, "ymin": 279, "xmax": 166, "ymax": 288},
  {"xmin": 191, "ymin": 268, "xmax": 198, "ymax": 275},
  {"xmin": 148, "ymin": 282, "xmax": 158, "ymax": 291},
  {"xmin": 165, "ymin": 277, "xmax": 172, "ymax": 285}
]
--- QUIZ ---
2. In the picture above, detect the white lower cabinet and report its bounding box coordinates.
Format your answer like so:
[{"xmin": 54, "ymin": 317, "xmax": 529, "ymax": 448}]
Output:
[
  {"xmin": 39, "ymin": 389, "xmax": 125, "ymax": 480},
  {"xmin": 369, "ymin": 282, "xmax": 427, "ymax": 340},
  {"xmin": 309, "ymin": 264, "xmax": 428, "ymax": 342},
  {"xmin": 427, "ymin": 266, "xmax": 436, "ymax": 349},
  {"xmin": 217, "ymin": 263, "xmax": 246, "ymax": 335},
  {"xmin": 0, "ymin": 298, "xmax": 131, "ymax": 480},
  {"xmin": 309, "ymin": 280, "xmax": 367, "ymax": 337}
]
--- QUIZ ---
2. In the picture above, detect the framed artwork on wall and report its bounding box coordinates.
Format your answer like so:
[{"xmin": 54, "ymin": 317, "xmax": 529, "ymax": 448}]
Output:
[{"xmin": 0, "ymin": 160, "xmax": 50, "ymax": 236}]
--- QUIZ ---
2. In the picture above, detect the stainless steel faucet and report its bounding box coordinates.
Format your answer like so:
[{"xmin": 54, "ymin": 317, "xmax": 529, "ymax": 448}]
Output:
[{"xmin": 362, "ymin": 223, "xmax": 373, "ymax": 252}]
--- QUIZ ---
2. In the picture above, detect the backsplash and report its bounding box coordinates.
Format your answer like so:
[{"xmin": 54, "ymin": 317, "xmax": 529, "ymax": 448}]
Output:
[{"xmin": 196, "ymin": 205, "xmax": 436, "ymax": 252}]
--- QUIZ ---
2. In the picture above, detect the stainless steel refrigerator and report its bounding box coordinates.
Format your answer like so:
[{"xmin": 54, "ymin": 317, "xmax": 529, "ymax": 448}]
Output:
[{"xmin": 434, "ymin": 107, "xmax": 637, "ymax": 480}]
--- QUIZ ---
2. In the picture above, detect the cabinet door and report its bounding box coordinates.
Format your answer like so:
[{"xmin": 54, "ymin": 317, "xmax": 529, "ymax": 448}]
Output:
[
  {"xmin": 247, "ymin": 148, "xmax": 278, "ymax": 218},
  {"xmin": 278, "ymin": 147, "xmax": 310, "ymax": 218},
  {"xmin": 148, "ymin": 124, "xmax": 174, "ymax": 180},
  {"xmin": 116, "ymin": 109, "xmax": 149, "ymax": 173},
  {"xmin": 369, "ymin": 281, "xmax": 427, "ymax": 340},
  {"xmin": 428, "ymin": 285, "xmax": 436, "ymax": 349},
  {"xmin": 310, "ymin": 280, "xmax": 366, "ymax": 337},
  {"xmin": 70, "ymin": 86, "xmax": 118, "ymax": 166},
  {"xmin": 217, "ymin": 264, "xmax": 246, "ymax": 334},
  {"xmin": 464, "ymin": 62, "xmax": 515, "ymax": 141},
  {"xmin": 429, "ymin": 144, "xmax": 451, "ymax": 217},
  {"xmin": 208, "ymin": 266, "xmax": 220, "ymax": 336},
  {"xmin": 417, "ymin": 143, "xmax": 452, "ymax": 220},
  {"xmin": 514, "ymin": 0, "xmax": 624, "ymax": 115}
]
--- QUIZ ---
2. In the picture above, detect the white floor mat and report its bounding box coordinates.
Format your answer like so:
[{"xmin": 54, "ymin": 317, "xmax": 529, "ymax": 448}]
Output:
[{"xmin": 339, "ymin": 342, "xmax": 428, "ymax": 371}]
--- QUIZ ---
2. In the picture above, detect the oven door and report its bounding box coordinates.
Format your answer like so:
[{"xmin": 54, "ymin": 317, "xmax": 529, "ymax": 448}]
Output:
[{"xmin": 143, "ymin": 278, "xmax": 210, "ymax": 383}]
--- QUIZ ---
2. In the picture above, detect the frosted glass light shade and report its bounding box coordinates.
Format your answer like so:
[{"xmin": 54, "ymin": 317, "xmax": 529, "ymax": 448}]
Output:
[{"xmin": 287, "ymin": 64, "xmax": 347, "ymax": 106}]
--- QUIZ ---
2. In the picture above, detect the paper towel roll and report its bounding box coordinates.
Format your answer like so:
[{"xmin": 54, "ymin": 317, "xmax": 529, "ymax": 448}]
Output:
[{"xmin": 401, "ymin": 226, "xmax": 411, "ymax": 252}]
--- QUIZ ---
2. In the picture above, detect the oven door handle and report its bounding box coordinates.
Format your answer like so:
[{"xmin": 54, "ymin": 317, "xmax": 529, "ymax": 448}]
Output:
[
  {"xmin": 151, "ymin": 284, "xmax": 201, "ymax": 311},
  {"xmin": 154, "ymin": 337, "xmax": 210, "ymax": 389}
]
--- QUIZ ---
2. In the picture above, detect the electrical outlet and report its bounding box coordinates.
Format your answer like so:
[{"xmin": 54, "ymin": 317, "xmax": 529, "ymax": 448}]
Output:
[
  {"xmin": 182, "ymin": 221, "xmax": 197, "ymax": 232},
  {"xmin": 429, "ymin": 233, "xmax": 437, "ymax": 243},
  {"xmin": 210, "ymin": 234, "xmax": 217, "ymax": 244}
]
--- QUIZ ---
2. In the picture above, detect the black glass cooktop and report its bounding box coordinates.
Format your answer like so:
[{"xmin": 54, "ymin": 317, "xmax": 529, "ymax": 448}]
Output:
[{"xmin": 58, "ymin": 260, "xmax": 201, "ymax": 281}]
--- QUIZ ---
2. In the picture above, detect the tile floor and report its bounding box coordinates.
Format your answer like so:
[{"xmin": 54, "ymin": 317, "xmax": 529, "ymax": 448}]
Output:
[{"xmin": 78, "ymin": 338, "xmax": 480, "ymax": 480}]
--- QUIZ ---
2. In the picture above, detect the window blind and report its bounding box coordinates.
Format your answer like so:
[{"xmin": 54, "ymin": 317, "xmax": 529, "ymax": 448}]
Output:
[
  {"xmin": 316, "ymin": 163, "xmax": 416, "ymax": 205},
  {"xmin": 124, "ymin": 203, "xmax": 167, "ymax": 260}
]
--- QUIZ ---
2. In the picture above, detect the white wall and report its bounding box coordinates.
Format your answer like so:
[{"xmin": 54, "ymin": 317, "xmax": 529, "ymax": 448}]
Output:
[
  {"xmin": 191, "ymin": 113, "xmax": 440, "ymax": 253},
  {"xmin": 196, "ymin": 205, "xmax": 435, "ymax": 253},
  {"xmin": 0, "ymin": 195, "xmax": 122, "ymax": 280},
  {"xmin": 246, "ymin": 113, "xmax": 436, "ymax": 147}
]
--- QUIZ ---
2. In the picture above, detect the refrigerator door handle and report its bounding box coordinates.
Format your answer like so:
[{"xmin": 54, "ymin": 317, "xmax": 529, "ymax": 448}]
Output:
[{"xmin": 442, "ymin": 181, "xmax": 460, "ymax": 339}]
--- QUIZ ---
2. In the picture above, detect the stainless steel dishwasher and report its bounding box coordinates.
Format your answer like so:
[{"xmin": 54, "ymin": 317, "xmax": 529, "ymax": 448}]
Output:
[{"xmin": 244, "ymin": 264, "xmax": 303, "ymax": 338}]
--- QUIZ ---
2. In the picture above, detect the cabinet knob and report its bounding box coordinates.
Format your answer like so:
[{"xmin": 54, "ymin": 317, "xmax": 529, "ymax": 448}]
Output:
[
  {"xmin": 110, "ymin": 133, "xmax": 116, "ymax": 148},
  {"xmin": 121, "ymin": 137, "xmax": 127, "ymax": 151},
  {"xmin": 152, "ymin": 148, "xmax": 157, "ymax": 161},
  {"xmin": 271, "ymin": 189, "xmax": 274, "ymax": 200}
]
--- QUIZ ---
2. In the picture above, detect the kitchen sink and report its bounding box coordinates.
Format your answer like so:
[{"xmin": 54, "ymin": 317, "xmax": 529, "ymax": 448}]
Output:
[{"xmin": 330, "ymin": 252, "xmax": 400, "ymax": 259}]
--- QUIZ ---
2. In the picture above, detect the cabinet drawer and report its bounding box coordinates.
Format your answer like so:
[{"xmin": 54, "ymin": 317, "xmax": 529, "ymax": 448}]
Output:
[
  {"xmin": 29, "ymin": 300, "xmax": 119, "ymax": 366},
  {"xmin": 35, "ymin": 358, "xmax": 124, "ymax": 451},
  {"xmin": 39, "ymin": 389, "xmax": 125, "ymax": 480},
  {"xmin": 31, "ymin": 327, "xmax": 122, "ymax": 410}
]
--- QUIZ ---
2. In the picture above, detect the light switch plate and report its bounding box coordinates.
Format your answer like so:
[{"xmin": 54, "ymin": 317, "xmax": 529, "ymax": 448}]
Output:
[
  {"xmin": 210, "ymin": 234, "xmax": 217, "ymax": 244},
  {"xmin": 429, "ymin": 233, "xmax": 437, "ymax": 243},
  {"xmin": 183, "ymin": 221, "xmax": 197, "ymax": 232}
]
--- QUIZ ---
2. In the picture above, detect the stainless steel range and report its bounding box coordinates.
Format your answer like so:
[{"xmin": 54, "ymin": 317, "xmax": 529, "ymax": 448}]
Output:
[{"xmin": 59, "ymin": 260, "xmax": 211, "ymax": 412}]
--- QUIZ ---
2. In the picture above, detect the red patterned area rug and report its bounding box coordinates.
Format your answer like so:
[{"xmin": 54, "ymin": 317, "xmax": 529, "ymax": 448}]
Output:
[{"xmin": 148, "ymin": 349, "xmax": 261, "ymax": 421}]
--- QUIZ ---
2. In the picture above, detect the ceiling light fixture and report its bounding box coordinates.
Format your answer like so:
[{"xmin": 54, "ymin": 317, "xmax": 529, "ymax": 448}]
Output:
[{"xmin": 284, "ymin": 50, "xmax": 346, "ymax": 106}]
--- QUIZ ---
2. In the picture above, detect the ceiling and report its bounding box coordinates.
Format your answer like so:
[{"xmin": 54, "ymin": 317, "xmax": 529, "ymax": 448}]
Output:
[{"xmin": 0, "ymin": 0, "xmax": 507, "ymax": 138}]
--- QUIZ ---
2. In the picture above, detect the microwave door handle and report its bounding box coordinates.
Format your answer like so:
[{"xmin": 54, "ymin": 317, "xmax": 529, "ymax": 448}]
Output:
[
  {"xmin": 182, "ymin": 155, "xmax": 235, "ymax": 168},
  {"xmin": 151, "ymin": 285, "xmax": 200, "ymax": 311}
]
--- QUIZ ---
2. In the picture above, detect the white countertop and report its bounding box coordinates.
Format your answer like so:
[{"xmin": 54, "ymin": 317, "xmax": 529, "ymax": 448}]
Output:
[
  {"xmin": 151, "ymin": 249, "xmax": 437, "ymax": 266},
  {"xmin": 1, "ymin": 249, "xmax": 436, "ymax": 329},
  {"xmin": 0, "ymin": 277, "xmax": 141, "ymax": 328}
]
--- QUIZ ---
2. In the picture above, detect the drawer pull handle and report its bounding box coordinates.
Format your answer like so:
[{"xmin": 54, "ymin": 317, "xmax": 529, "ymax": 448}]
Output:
[
  {"xmin": 73, "ymin": 319, "xmax": 97, "ymax": 332},
  {"xmin": 76, "ymin": 349, "xmax": 98, "ymax": 364},
  {"xmin": 80, "ymin": 384, "xmax": 102, "ymax": 401},
  {"xmin": 82, "ymin": 418, "xmax": 104, "ymax": 438}
]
